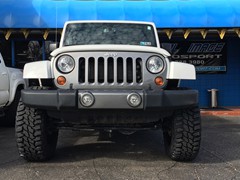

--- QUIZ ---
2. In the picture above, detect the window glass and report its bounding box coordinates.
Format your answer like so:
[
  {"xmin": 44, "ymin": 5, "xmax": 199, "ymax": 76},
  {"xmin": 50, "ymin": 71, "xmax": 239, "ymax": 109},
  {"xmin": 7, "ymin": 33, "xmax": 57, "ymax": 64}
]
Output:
[{"xmin": 63, "ymin": 23, "xmax": 157, "ymax": 47}]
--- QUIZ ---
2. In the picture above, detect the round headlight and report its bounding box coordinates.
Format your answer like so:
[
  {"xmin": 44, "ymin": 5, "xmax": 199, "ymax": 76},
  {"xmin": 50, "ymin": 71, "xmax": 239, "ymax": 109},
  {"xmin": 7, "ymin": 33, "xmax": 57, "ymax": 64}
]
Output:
[
  {"xmin": 57, "ymin": 55, "xmax": 75, "ymax": 73},
  {"xmin": 146, "ymin": 56, "xmax": 164, "ymax": 74}
]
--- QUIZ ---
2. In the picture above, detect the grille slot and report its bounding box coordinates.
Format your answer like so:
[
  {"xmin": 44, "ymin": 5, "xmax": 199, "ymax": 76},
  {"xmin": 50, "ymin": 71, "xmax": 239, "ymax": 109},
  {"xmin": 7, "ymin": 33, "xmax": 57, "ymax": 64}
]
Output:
[
  {"xmin": 79, "ymin": 56, "xmax": 142, "ymax": 85},
  {"xmin": 88, "ymin": 57, "xmax": 95, "ymax": 83},
  {"xmin": 136, "ymin": 58, "xmax": 143, "ymax": 83},
  {"xmin": 107, "ymin": 58, "xmax": 114, "ymax": 83},
  {"xmin": 127, "ymin": 58, "xmax": 133, "ymax": 83},
  {"xmin": 79, "ymin": 57, "xmax": 85, "ymax": 83},
  {"xmin": 117, "ymin": 58, "xmax": 123, "ymax": 83},
  {"xmin": 98, "ymin": 57, "xmax": 104, "ymax": 83}
]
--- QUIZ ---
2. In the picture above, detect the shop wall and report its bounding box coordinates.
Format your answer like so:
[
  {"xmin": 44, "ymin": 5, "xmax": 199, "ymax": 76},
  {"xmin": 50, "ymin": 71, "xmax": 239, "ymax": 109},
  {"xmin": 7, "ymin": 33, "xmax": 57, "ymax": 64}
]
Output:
[
  {"xmin": 181, "ymin": 38, "xmax": 240, "ymax": 107},
  {"xmin": 0, "ymin": 39, "xmax": 53, "ymax": 69}
]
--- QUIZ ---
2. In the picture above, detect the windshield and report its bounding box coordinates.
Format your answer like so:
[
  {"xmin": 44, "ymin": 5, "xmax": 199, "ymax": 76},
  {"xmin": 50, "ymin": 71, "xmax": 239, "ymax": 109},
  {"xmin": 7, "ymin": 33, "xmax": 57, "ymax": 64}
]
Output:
[{"xmin": 63, "ymin": 23, "xmax": 157, "ymax": 47}]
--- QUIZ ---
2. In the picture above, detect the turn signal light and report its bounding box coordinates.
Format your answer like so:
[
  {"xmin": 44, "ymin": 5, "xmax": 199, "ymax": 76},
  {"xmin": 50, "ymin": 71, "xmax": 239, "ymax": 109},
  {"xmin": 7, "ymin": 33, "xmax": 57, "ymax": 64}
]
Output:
[
  {"xmin": 155, "ymin": 76, "xmax": 164, "ymax": 86},
  {"xmin": 57, "ymin": 76, "xmax": 66, "ymax": 85}
]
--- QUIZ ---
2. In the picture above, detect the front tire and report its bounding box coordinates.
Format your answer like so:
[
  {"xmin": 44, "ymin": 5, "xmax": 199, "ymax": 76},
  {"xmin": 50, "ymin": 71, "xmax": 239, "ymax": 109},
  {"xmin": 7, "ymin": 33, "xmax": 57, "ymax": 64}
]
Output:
[
  {"xmin": 162, "ymin": 106, "xmax": 201, "ymax": 161},
  {"xmin": 15, "ymin": 99, "xmax": 58, "ymax": 162}
]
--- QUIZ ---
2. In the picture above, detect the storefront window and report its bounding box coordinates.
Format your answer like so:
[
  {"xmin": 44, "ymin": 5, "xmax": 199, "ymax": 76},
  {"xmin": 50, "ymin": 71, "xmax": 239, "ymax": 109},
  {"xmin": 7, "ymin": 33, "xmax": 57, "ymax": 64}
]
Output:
[{"xmin": 15, "ymin": 40, "xmax": 43, "ymax": 68}]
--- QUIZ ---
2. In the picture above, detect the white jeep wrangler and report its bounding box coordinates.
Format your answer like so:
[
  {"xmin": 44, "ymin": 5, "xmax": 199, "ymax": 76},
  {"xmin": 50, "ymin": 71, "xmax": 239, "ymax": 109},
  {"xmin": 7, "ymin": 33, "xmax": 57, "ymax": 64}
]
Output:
[
  {"xmin": 0, "ymin": 53, "xmax": 25, "ymax": 126},
  {"xmin": 16, "ymin": 21, "xmax": 201, "ymax": 162}
]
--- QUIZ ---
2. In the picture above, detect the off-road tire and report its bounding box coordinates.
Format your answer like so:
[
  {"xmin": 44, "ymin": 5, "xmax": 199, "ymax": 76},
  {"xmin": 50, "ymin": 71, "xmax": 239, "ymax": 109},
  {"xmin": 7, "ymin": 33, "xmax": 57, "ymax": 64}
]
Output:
[
  {"xmin": 15, "ymin": 99, "xmax": 58, "ymax": 162},
  {"xmin": 162, "ymin": 106, "xmax": 201, "ymax": 161}
]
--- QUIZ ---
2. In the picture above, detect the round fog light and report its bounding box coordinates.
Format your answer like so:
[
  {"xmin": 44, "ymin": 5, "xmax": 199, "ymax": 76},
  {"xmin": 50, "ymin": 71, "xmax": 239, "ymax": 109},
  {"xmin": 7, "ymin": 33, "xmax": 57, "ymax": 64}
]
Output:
[
  {"xmin": 127, "ymin": 93, "xmax": 142, "ymax": 107},
  {"xmin": 81, "ymin": 92, "xmax": 95, "ymax": 107}
]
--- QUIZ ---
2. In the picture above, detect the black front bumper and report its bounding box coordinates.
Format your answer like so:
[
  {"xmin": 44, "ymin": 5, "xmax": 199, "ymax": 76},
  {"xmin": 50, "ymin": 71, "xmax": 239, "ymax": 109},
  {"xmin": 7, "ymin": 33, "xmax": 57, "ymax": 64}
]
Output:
[{"xmin": 21, "ymin": 89, "xmax": 198, "ymax": 110}]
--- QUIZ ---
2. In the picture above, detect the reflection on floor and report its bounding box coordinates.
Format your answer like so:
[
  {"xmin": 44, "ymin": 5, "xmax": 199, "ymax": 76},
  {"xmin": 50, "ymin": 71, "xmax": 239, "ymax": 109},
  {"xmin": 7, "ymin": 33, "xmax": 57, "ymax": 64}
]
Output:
[{"xmin": 201, "ymin": 107, "xmax": 240, "ymax": 116}]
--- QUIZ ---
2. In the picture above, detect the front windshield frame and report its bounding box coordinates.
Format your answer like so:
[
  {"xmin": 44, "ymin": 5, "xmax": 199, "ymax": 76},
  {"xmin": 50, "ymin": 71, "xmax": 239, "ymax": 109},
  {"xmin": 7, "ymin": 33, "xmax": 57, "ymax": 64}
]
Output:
[{"xmin": 62, "ymin": 22, "xmax": 157, "ymax": 47}]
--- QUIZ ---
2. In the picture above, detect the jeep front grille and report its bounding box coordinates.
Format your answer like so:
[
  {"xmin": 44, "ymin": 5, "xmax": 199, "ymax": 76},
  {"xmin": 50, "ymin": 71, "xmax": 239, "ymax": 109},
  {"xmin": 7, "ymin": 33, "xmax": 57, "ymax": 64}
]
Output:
[{"xmin": 79, "ymin": 57, "xmax": 143, "ymax": 85}]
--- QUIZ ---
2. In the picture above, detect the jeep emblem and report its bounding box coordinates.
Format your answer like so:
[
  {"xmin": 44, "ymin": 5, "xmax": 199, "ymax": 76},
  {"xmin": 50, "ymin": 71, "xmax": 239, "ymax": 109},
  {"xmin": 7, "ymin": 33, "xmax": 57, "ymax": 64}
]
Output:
[{"xmin": 104, "ymin": 52, "xmax": 118, "ymax": 57}]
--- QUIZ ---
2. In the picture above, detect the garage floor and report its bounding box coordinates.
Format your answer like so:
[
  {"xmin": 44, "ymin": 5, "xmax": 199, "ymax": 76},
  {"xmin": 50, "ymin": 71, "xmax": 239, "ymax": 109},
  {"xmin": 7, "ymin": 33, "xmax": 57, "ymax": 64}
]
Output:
[
  {"xmin": 0, "ymin": 114, "xmax": 240, "ymax": 180},
  {"xmin": 201, "ymin": 107, "xmax": 240, "ymax": 116}
]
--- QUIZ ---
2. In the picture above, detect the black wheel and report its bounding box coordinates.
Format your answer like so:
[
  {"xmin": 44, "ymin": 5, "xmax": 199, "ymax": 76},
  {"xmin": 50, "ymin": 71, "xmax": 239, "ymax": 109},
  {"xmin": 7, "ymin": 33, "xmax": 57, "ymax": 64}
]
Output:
[
  {"xmin": 3, "ymin": 90, "xmax": 21, "ymax": 126},
  {"xmin": 15, "ymin": 99, "xmax": 58, "ymax": 162},
  {"xmin": 162, "ymin": 106, "xmax": 201, "ymax": 161}
]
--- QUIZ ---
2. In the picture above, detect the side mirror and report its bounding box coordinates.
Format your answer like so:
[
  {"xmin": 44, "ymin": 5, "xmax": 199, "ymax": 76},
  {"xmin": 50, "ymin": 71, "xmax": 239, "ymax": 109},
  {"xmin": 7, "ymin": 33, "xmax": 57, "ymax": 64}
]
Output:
[{"xmin": 49, "ymin": 43, "xmax": 58, "ymax": 52}]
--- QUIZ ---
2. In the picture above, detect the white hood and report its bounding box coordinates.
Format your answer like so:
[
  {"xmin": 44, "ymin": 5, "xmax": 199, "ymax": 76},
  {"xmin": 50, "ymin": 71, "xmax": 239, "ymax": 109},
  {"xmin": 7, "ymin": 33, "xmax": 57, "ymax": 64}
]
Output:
[{"xmin": 51, "ymin": 45, "xmax": 171, "ymax": 57}]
